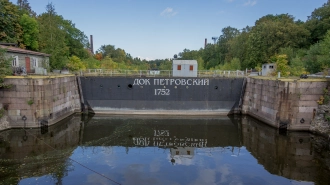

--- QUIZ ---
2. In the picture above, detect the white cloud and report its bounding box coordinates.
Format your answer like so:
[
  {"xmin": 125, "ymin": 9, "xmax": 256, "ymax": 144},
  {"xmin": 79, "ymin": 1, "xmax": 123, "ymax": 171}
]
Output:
[
  {"xmin": 243, "ymin": 0, "xmax": 257, "ymax": 6},
  {"xmin": 160, "ymin": 7, "xmax": 178, "ymax": 17}
]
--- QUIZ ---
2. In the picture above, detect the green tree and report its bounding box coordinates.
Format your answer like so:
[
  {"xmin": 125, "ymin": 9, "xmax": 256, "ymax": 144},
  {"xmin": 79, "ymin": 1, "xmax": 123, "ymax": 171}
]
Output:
[
  {"xmin": 0, "ymin": 0, "xmax": 22, "ymax": 44},
  {"xmin": 66, "ymin": 55, "xmax": 86, "ymax": 71},
  {"xmin": 61, "ymin": 19, "xmax": 89, "ymax": 59},
  {"xmin": 217, "ymin": 26, "xmax": 240, "ymax": 65},
  {"xmin": 17, "ymin": 0, "xmax": 36, "ymax": 17},
  {"xmin": 0, "ymin": 48, "xmax": 12, "ymax": 88},
  {"xmin": 246, "ymin": 14, "xmax": 310, "ymax": 68},
  {"xmin": 305, "ymin": 0, "xmax": 330, "ymax": 44},
  {"xmin": 203, "ymin": 44, "xmax": 218, "ymax": 69},
  {"xmin": 304, "ymin": 43, "xmax": 322, "ymax": 73},
  {"xmin": 273, "ymin": 54, "xmax": 290, "ymax": 77},
  {"xmin": 19, "ymin": 14, "xmax": 39, "ymax": 50},
  {"xmin": 228, "ymin": 26, "xmax": 251, "ymax": 69},
  {"xmin": 158, "ymin": 60, "xmax": 172, "ymax": 70},
  {"xmin": 98, "ymin": 45, "xmax": 116, "ymax": 59},
  {"xmin": 290, "ymin": 57, "xmax": 306, "ymax": 76},
  {"xmin": 38, "ymin": 3, "xmax": 69, "ymax": 69},
  {"xmin": 82, "ymin": 57, "xmax": 101, "ymax": 69}
]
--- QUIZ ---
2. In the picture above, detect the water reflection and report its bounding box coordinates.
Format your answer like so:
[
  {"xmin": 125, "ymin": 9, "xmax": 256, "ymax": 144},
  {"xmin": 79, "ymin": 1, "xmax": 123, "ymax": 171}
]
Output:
[
  {"xmin": 0, "ymin": 114, "xmax": 329, "ymax": 185},
  {"xmin": 241, "ymin": 116, "xmax": 330, "ymax": 184},
  {"xmin": 0, "ymin": 115, "xmax": 81, "ymax": 185}
]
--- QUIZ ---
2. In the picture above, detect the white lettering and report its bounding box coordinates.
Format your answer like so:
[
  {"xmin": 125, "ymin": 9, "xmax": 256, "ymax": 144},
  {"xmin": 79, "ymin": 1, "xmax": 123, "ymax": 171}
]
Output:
[
  {"xmin": 181, "ymin": 79, "xmax": 186, "ymax": 85},
  {"xmin": 198, "ymin": 79, "xmax": 204, "ymax": 86},
  {"xmin": 193, "ymin": 79, "xmax": 199, "ymax": 85},
  {"xmin": 175, "ymin": 79, "xmax": 181, "ymax": 85},
  {"xmin": 170, "ymin": 79, "xmax": 175, "ymax": 85},
  {"xmin": 145, "ymin": 79, "xmax": 150, "ymax": 85},
  {"xmin": 160, "ymin": 79, "xmax": 165, "ymax": 85},
  {"xmin": 133, "ymin": 79, "xmax": 139, "ymax": 85},
  {"xmin": 154, "ymin": 89, "xmax": 170, "ymax": 96},
  {"xmin": 165, "ymin": 79, "xmax": 169, "ymax": 85},
  {"xmin": 204, "ymin": 79, "xmax": 209, "ymax": 85},
  {"xmin": 187, "ymin": 79, "xmax": 192, "ymax": 85},
  {"xmin": 154, "ymin": 79, "xmax": 159, "ymax": 85},
  {"xmin": 139, "ymin": 79, "xmax": 145, "ymax": 85}
]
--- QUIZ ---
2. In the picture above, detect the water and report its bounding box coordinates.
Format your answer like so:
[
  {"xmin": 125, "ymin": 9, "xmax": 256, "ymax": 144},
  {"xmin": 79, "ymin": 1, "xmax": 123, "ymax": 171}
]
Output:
[{"xmin": 0, "ymin": 114, "xmax": 329, "ymax": 185}]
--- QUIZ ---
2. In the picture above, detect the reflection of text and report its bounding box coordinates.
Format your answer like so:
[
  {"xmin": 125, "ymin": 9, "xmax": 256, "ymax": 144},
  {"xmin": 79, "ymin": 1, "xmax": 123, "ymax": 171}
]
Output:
[{"xmin": 132, "ymin": 130, "xmax": 207, "ymax": 148}]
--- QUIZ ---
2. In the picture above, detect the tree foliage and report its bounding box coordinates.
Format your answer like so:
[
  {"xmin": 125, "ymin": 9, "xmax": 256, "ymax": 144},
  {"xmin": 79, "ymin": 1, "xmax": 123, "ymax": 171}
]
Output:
[
  {"xmin": 0, "ymin": 48, "xmax": 12, "ymax": 87},
  {"xmin": 305, "ymin": 0, "xmax": 330, "ymax": 44},
  {"xmin": 67, "ymin": 55, "xmax": 86, "ymax": 71},
  {"xmin": 273, "ymin": 54, "xmax": 290, "ymax": 77},
  {"xmin": 0, "ymin": 0, "xmax": 22, "ymax": 44},
  {"xmin": 20, "ymin": 14, "xmax": 38, "ymax": 50}
]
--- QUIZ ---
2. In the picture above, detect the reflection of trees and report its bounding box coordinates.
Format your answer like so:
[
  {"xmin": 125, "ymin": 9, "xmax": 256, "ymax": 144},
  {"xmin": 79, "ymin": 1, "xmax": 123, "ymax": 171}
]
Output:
[
  {"xmin": 241, "ymin": 116, "xmax": 330, "ymax": 184},
  {"xmin": 0, "ymin": 115, "xmax": 81, "ymax": 184}
]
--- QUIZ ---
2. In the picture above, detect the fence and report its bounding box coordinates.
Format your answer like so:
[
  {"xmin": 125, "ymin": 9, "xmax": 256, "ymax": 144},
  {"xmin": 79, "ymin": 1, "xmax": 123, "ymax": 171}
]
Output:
[{"xmin": 79, "ymin": 69, "xmax": 246, "ymax": 78}]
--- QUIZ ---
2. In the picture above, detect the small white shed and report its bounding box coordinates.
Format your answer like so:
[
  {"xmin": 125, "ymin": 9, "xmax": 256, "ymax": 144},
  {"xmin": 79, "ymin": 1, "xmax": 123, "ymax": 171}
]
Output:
[
  {"xmin": 172, "ymin": 60, "xmax": 198, "ymax": 77},
  {"xmin": 262, "ymin": 63, "xmax": 276, "ymax": 76}
]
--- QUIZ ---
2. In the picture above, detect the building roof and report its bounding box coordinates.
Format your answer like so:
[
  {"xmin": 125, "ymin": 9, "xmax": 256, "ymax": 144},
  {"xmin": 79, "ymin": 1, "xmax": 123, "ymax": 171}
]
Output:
[
  {"xmin": 0, "ymin": 45, "xmax": 51, "ymax": 57},
  {"xmin": 173, "ymin": 60, "xmax": 197, "ymax": 65},
  {"xmin": 262, "ymin": 63, "xmax": 276, "ymax": 66}
]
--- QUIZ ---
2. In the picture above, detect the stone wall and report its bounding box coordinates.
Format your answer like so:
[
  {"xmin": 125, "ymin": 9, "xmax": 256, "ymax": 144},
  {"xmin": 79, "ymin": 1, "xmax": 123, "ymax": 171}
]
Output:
[
  {"xmin": 242, "ymin": 77, "xmax": 329, "ymax": 131},
  {"xmin": 0, "ymin": 75, "xmax": 81, "ymax": 129},
  {"xmin": 310, "ymin": 104, "xmax": 330, "ymax": 138}
]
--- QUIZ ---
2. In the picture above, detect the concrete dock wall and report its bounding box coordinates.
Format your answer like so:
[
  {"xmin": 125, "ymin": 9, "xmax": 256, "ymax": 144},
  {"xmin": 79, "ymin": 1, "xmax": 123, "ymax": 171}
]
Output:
[
  {"xmin": 0, "ymin": 75, "xmax": 81, "ymax": 129},
  {"xmin": 242, "ymin": 77, "xmax": 329, "ymax": 131}
]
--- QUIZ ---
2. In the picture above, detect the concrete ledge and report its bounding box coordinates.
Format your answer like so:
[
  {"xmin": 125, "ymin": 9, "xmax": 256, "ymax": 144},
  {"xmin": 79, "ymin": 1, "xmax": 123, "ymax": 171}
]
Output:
[{"xmin": 93, "ymin": 110, "xmax": 229, "ymax": 116}]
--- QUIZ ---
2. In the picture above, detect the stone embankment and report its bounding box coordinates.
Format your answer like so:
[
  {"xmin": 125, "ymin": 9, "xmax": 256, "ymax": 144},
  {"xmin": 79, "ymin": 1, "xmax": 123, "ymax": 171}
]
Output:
[
  {"xmin": 242, "ymin": 77, "xmax": 330, "ymax": 137},
  {"xmin": 0, "ymin": 75, "xmax": 81, "ymax": 130},
  {"xmin": 311, "ymin": 104, "xmax": 330, "ymax": 138}
]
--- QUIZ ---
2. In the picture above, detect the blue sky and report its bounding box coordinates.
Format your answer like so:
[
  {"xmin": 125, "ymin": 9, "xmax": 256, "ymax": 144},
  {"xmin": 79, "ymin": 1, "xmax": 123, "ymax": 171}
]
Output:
[{"xmin": 12, "ymin": 0, "xmax": 327, "ymax": 60}]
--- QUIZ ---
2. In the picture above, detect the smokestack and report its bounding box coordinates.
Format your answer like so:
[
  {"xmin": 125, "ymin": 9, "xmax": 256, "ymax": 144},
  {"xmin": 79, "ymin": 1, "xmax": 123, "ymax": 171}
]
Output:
[
  {"xmin": 90, "ymin": 35, "xmax": 94, "ymax": 54},
  {"xmin": 204, "ymin": 38, "xmax": 207, "ymax": 49}
]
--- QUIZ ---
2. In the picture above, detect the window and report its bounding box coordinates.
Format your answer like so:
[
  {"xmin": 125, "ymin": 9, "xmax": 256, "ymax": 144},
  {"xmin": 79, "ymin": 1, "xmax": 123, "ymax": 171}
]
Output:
[
  {"xmin": 32, "ymin": 57, "xmax": 38, "ymax": 67},
  {"xmin": 12, "ymin": 56, "xmax": 19, "ymax": 67},
  {"xmin": 269, "ymin": 65, "xmax": 273, "ymax": 69},
  {"xmin": 189, "ymin": 65, "xmax": 193, "ymax": 71},
  {"xmin": 177, "ymin": 65, "xmax": 181, "ymax": 70},
  {"xmin": 187, "ymin": 151, "xmax": 191, "ymax": 155}
]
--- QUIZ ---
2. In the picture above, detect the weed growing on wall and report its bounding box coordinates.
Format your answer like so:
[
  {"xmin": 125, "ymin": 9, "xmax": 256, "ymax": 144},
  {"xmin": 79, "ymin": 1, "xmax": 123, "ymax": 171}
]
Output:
[
  {"xmin": 0, "ymin": 108, "xmax": 5, "ymax": 119},
  {"xmin": 323, "ymin": 88, "xmax": 329, "ymax": 104},
  {"xmin": 27, "ymin": 99, "xmax": 34, "ymax": 106},
  {"xmin": 0, "ymin": 48, "xmax": 13, "ymax": 88}
]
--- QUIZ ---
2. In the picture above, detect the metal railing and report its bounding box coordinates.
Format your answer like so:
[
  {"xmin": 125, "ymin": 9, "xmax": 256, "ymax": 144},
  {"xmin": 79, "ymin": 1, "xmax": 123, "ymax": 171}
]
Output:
[{"xmin": 79, "ymin": 69, "xmax": 246, "ymax": 78}]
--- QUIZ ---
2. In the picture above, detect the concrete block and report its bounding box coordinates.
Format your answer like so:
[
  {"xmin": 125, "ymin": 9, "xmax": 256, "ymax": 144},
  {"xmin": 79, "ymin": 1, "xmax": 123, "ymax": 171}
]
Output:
[
  {"xmin": 20, "ymin": 109, "xmax": 34, "ymax": 116},
  {"xmin": 298, "ymin": 101, "xmax": 318, "ymax": 107},
  {"xmin": 8, "ymin": 109, "xmax": 20, "ymax": 116},
  {"xmin": 0, "ymin": 97, "xmax": 11, "ymax": 104},
  {"xmin": 299, "ymin": 95, "xmax": 320, "ymax": 101},
  {"xmin": 299, "ymin": 88, "xmax": 324, "ymax": 95},
  {"xmin": 299, "ymin": 107, "xmax": 316, "ymax": 113}
]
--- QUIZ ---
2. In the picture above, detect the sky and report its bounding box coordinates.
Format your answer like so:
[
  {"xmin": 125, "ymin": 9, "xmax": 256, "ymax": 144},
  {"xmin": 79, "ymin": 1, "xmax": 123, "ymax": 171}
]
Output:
[{"xmin": 11, "ymin": 0, "xmax": 328, "ymax": 60}]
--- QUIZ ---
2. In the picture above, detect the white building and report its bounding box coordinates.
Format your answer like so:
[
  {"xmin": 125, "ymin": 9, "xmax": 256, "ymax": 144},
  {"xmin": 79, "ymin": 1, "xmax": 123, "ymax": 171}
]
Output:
[
  {"xmin": 262, "ymin": 63, "xmax": 276, "ymax": 76},
  {"xmin": 172, "ymin": 60, "xmax": 198, "ymax": 77}
]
